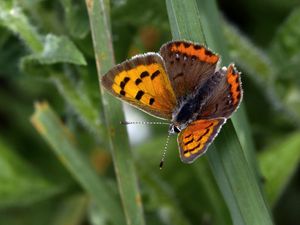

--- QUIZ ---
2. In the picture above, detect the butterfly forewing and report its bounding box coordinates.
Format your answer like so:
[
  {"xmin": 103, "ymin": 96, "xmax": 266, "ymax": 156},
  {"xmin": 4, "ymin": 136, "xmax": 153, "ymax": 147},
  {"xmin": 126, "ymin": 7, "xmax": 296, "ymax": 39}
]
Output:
[
  {"xmin": 101, "ymin": 53, "xmax": 177, "ymax": 119},
  {"xmin": 160, "ymin": 40, "xmax": 220, "ymax": 100},
  {"xmin": 178, "ymin": 118, "xmax": 226, "ymax": 163}
]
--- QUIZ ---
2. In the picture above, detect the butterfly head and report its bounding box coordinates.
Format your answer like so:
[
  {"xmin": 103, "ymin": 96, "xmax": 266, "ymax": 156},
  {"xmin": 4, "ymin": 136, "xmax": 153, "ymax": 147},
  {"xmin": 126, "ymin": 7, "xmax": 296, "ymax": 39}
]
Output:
[{"xmin": 168, "ymin": 122, "xmax": 188, "ymax": 134}]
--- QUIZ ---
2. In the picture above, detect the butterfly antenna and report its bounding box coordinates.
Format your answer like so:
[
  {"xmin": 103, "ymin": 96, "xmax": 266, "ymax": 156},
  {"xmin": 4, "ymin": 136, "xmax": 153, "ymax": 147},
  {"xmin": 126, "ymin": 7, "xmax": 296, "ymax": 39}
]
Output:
[
  {"xmin": 159, "ymin": 131, "xmax": 171, "ymax": 169},
  {"xmin": 120, "ymin": 121, "xmax": 170, "ymax": 125}
]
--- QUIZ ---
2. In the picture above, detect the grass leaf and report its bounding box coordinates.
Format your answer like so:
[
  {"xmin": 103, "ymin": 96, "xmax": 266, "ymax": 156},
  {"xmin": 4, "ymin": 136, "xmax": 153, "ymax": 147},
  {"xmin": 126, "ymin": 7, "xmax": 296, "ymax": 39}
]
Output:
[
  {"xmin": 22, "ymin": 34, "xmax": 86, "ymax": 67},
  {"xmin": 259, "ymin": 132, "xmax": 300, "ymax": 206},
  {"xmin": 166, "ymin": 0, "xmax": 274, "ymax": 224},
  {"xmin": 269, "ymin": 7, "xmax": 300, "ymax": 122},
  {"xmin": 269, "ymin": 7, "xmax": 300, "ymax": 66},
  {"xmin": 31, "ymin": 102, "xmax": 125, "ymax": 225},
  {"xmin": 0, "ymin": 137, "xmax": 64, "ymax": 208},
  {"xmin": 85, "ymin": 0, "xmax": 146, "ymax": 224},
  {"xmin": 0, "ymin": 1, "xmax": 43, "ymax": 52},
  {"xmin": 60, "ymin": 0, "xmax": 90, "ymax": 39}
]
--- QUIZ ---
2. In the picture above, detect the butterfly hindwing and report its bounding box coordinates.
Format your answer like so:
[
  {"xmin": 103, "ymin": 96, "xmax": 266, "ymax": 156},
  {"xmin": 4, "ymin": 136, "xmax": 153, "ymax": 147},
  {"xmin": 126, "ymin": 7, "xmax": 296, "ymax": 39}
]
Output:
[
  {"xmin": 101, "ymin": 53, "xmax": 177, "ymax": 119},
  {"xmin": 160, "ymin": 40, "xmax": 220, "ymax": 100},
  {"xmin": 199, "ymin": 64, "xmax": 243, "ymax": 119},
  {"xmin": 178, "ymin": 118, "xmax": 226, "ymax": 163}
]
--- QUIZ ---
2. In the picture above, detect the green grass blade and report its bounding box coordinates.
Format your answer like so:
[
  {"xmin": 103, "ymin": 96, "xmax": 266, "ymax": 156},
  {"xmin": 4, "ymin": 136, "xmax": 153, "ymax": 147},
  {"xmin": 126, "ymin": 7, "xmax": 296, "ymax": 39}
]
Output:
[
  {"xmin": 52, "ymin": 195, "xmax": 88, "ymax": 225},
  {"xmin": 85, "ymin": 1, "xmax": 145, "ymax": 224},
  {"xmin": 209, "ymin": 122, "xmax": 272, "ymax": 225},
  {"xmin": 193, "ymin": 1, "xmax": 259, "ymax": 175},
  {"xmin": 22, "ymin": 34, "xmax": 86, "ymax": 66},
  {"xmin": 259, "ymin": 132, "xmax": 300, "ymax": 206},
  {"xmin": 269, "ymin": 6, "xmax": 300, "ymax": 66},
  {"xmin": 2, "ymin": 1, "xmax": 101, "ymax": 137},
  {"xmin": 223, "ymin": 18, "xmax": 300, "ymax": 206},
  {"xmin": 0, "ymin": 137, "xmax": 64, "ymax": 208},
  {"xmin": 31, "ymin": 102, "xmax": 125, "ymax": 225},
  {"xmin": 138, "ymin": 166, "xmax": 191, "ymax": 225},
  {"xmin": 0, "ymin": 1, "xmax": 43, "ymax": 52},
  {"xmin": 192, "ymin": 159, "xmax": 231, "ymax": 225},
  {"xmin": 166, "ymin": 0, "xmax": 274, "ymax": 224}
]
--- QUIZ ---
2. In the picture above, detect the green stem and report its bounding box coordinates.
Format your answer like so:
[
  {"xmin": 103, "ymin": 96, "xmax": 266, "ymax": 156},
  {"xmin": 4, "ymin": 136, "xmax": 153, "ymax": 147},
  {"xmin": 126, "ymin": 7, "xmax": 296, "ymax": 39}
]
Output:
[
  {"xmin": 85, "ymin": 0, "xmax": 145, "ymax": 224},
  {"xmin": 166, "ymin": 0, "xmax": 274, "ymax": 224},
  {"xmin": 31, "ymin": 102, "xmax": 124, "ymax": 225}
]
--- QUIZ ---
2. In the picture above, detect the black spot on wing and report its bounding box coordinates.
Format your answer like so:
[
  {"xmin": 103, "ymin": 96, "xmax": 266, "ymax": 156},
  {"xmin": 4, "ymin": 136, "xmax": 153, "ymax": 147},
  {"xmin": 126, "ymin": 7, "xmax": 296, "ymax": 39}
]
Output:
[
  {"xmin": 205, "ymin": 122, "xmax": 214, "ymax": 129},
  {"xmin": 140, "ymin": 71, "xmax": 150, "ymax": 78},
  {"xmin": 204, "ymin": 49, "xmax": 213, "ymax": 56},
  {"xmin": 120, "ymin": 90, "xmax": 126, "ymax": 96},
  {"xmin": 196, "ymin": 128, "xmax": 210, "ymax": 142},
  {"xmin": 183, "ymin": 42, "xmax": 191, "ymax": 48},
  {"xmin": 151, "ymin": 70, "xmax": 160, "ymax": 80},
  {"xmin": 184, "ymin": 134, "xmax": 192, "ymax": 139},
  {"xmin": 135, "ymin": 90, "xmax": 144, "ymax": 100},
  {"xmin": 194, "ymin": 45, "xmax": 202, "ymax": 50},
  {"xmin": 184, "ymin": 138, "xmax": 194, "ymax": 146},
  {"xmin": 149, "ymin": 98, "xmax": 155, "ymax": 105},
  {"xmin": 189, "ymin": 143, "xmax": 201, "ymax": 152},
  {"xmin": 135, "ymin": 78, "xmax": 142, "ymax": 85},
  {"xmin": 120, "ymin": 77, "xmax": 130, "ymax": 89}
]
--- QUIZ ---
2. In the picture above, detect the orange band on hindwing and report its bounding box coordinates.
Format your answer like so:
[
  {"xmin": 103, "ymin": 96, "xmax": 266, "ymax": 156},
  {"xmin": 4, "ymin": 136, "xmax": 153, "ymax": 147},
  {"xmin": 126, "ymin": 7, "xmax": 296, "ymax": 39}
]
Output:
[
  {"xmin": 226, "ymin": 64, "xmax": 242, "ymax": 106},
  {"xmin": 178, "ymin": 119, "xmax": 225, "ymax": 163}
]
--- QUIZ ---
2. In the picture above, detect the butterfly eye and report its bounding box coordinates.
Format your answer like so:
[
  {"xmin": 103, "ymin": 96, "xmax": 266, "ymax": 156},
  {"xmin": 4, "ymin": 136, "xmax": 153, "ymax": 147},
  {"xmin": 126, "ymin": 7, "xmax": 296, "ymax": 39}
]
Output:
[
  {"xmin": 169, "ymin": 125, "xmax": 181, "ymax": 134},
  {"xmin": 173, "ymin": 126, "xmax": 181, "ymax": 133}
]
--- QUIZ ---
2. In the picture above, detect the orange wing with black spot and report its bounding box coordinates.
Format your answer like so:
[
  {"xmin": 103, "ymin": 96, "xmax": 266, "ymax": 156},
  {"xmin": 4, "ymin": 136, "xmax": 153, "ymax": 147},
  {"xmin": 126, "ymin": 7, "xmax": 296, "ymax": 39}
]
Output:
[
  {"xmin": 101, "ymin": 53, "xmax": 177, "ymax": 119},
  {"xmin": 178, "ymin": 119, "xmax": 226, "ymax": 163},
  {"xmin": 200, "ymin": 64, "xmax": 243, "ymax": 119},
  {"xmin": 160, "ymin": 40, "xmax": 220, "ymax": 100}
]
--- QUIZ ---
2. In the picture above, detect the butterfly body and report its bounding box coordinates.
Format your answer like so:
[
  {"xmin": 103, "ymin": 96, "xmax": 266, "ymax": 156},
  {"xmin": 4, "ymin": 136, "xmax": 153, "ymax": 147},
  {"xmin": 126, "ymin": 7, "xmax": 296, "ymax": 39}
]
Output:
[
  {"xmin": 101, "ymin": 40, "xmax": 242, "ymax": 163},
  {"xmin": 171, "ymin": 68, "xmax": 225, "ymax": 130}
]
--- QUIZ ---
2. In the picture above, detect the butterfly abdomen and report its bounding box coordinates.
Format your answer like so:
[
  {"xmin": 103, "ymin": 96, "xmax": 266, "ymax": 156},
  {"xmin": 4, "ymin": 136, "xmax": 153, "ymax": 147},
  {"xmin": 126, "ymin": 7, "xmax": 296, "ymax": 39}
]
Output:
[{"xmin": 173, "ymin": 71, "xmax": 223, "ymax": 124}]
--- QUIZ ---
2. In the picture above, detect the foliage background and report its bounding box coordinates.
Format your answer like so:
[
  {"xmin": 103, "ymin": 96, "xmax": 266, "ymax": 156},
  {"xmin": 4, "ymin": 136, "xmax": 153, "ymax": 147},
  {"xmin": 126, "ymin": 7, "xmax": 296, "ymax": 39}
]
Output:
[{"xmin": 0, "ymin": 0, "xmax": 299, "ymax": 225}]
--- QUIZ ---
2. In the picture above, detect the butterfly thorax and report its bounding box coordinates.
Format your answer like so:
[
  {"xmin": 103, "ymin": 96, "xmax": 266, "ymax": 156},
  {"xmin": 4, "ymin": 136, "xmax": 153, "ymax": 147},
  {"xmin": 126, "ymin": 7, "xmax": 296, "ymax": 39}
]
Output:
[{"xmin": 170, "ymin": 70, "xmax": 224, "ymax": 133}]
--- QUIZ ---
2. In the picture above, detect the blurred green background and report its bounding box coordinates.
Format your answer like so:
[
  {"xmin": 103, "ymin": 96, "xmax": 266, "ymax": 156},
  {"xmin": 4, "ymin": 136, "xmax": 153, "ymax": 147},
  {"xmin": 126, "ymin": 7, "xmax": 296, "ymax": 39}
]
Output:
[{"xmin": 0, "ymin": 0, "xmax": 299, "ymax": 225}]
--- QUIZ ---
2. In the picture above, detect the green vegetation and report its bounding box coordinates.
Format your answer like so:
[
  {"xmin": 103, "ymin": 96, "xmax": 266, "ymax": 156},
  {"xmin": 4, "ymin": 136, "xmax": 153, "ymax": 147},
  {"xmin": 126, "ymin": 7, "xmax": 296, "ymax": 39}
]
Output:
[{"xmin": 0, "ymin": 0, "xmax": 299, "ymax": 225}]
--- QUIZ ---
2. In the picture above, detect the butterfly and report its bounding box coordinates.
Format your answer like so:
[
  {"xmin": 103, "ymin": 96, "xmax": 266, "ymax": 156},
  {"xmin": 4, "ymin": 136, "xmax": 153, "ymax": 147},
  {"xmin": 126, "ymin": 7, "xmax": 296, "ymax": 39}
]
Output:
[{"xmin": 101, "ymin": 40, "xmax": 242, "ymax": 164}]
